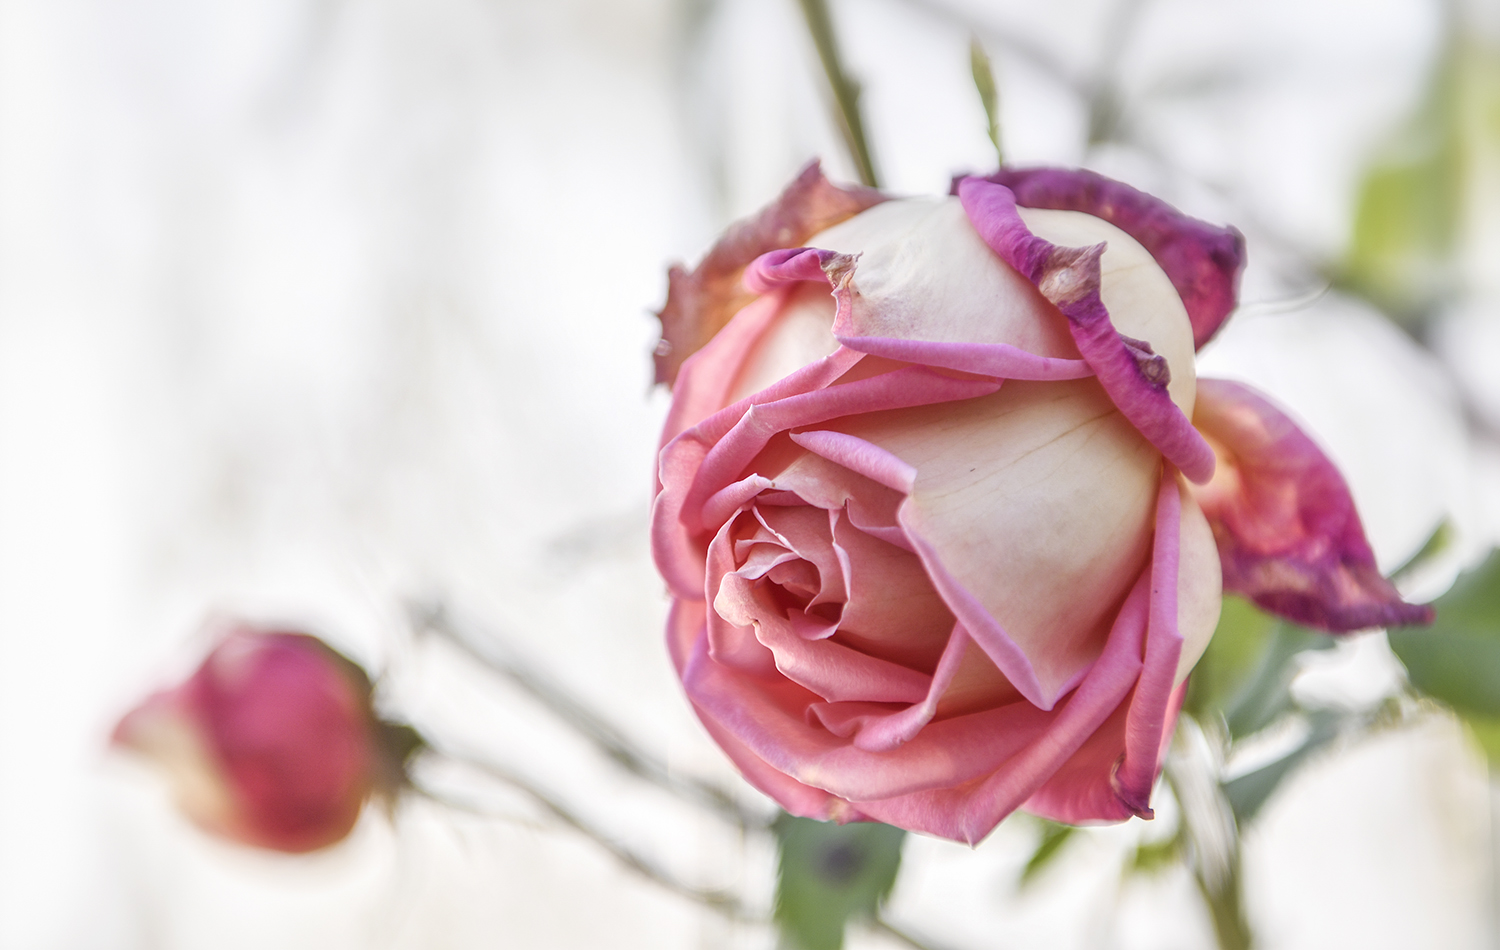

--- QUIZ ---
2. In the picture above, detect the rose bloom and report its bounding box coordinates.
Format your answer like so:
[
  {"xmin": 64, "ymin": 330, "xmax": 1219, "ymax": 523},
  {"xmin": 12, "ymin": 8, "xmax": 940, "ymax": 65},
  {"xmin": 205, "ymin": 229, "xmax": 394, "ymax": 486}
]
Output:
[
  {"xmin": 651, "ymin": 164, "xmax": 1431, "ymax": 843},
  {"xmin": 113, "ymin": 626, "xmax": 412, "ymax": 853}
]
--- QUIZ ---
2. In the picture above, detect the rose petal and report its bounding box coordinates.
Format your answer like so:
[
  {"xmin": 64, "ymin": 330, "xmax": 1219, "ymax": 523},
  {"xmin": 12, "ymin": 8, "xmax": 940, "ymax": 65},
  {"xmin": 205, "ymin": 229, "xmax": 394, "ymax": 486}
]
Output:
[
  {"xmin": 682, "ymin": 632, "xmax": 1059, "ymax": 801},
  {"xmin": 957, "ymin": 177, "xmax": 1216, "ymax": 484},
  {"xmin": 808, "ymin": 623, "xmax": 973, "ymax": 752},
  {"xmin": 850, "ymin": 569, "xmax": 1152, "ymax": 843},
  {"xmin": 805, "ymin": 198, "xmax": 1082, "ymax": 355},
  {"xmin": 969, "ymin": 167, "xmax": 1246, "ymax": 350},
  {"xmin": 654, "ymin": 160, "xmax": 884, "ymax": 385},
  {"xmin": 679, "ymin": 366, "xmax": 1001, "ymax": 537},
  {"xmin": 652, "ymin": 347, "xmax": 865, "ymax": 597},
  {"xmin": 835, "ymin": 378, "xmax": 1160, "ymax": 709},
  {"xmin": 1190, "ymin": 378, "xmax": 1433, "ymax": 631}
]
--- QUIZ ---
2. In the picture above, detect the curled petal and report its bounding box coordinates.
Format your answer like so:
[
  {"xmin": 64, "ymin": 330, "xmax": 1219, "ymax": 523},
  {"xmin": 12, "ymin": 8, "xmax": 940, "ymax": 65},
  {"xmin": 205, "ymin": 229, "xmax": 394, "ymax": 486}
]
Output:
[
  {"xmin": 962, "ymin": 166, "xmax": 1246, "ymax": 350},
  {"xmin": 957, "ymin": 177, "xmax": 1216, "ymax": 484},
  {"xmin": 654, "ymin": 161, "xmax": 884, "ymax": 385},
  {"xmin": 1190, "ymin": 378, "xmax": 1433, "ymax": 631}
]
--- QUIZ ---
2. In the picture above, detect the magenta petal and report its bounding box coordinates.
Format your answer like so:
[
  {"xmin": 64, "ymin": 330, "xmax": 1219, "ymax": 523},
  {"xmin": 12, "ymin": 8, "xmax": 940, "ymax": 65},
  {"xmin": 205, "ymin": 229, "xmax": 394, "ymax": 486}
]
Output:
[
  {"xmin": 744, "ymin": 246, "xmax": 854, "ymax": 293},
  {"xmin": 956, "ymin": 177, "xmax": 1215, "ymax": 484},
  {"xmin": 961, "ymin": 167, "xmax": 1246, "ymax": 350},
  {"xmin": 1190, "ymin": 378, "xmax": 1434, "ymax": 631}
]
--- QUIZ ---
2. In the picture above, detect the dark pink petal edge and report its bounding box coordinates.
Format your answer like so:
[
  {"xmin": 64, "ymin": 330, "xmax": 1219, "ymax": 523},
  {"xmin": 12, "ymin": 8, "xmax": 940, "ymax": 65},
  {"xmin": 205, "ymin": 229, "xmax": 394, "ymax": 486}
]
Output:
[
  {"xmin": 957, "ymin": 167, "xmax": 1246, "ymax": 350},
  {"xmin": 956, "ymin": 177, "xmax": 1216, "ymax": 484},
  {"xmin": 1191, "ymin": 378, "xmax": 1434, "ymax": 632}
]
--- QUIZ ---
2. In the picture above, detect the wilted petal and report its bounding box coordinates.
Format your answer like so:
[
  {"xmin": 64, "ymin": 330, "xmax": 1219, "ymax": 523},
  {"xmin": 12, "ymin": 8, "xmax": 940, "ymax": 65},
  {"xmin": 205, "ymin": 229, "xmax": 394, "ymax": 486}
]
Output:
[
  {"xmin": 1190, "ymin": 378, "xmax": 1433, "ymax": 631},
  {"xmin": 810, "ymin": 198, "xmax": 1082, "ymax": 355},
  {"xmin": 654, "ymin": 160, "xmax": 884, "ymax": 385},
  {"xmin": 969, "ymin": 167, "xmax": 1246, "ymax": 350},
  {"xmin": 957, "ymin": 177, "xmax": 1215, "ymax": 484}
]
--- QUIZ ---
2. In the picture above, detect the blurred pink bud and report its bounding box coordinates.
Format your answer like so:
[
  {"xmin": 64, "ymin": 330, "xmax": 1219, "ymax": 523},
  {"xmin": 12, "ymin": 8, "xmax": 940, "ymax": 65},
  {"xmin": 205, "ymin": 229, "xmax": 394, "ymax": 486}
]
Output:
[{"xmin": 113, "ymin": 627, "xmax": 415, "ymax": 853}]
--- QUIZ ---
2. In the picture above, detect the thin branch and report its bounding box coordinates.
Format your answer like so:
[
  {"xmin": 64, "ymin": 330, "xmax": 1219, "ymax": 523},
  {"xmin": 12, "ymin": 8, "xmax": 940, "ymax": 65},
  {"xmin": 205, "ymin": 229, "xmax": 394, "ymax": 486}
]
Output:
[
  {"xmin": 796, "ymin": 0, "xmax": 881, "ymax": 187},
  {"xmin": 872, "ymin": 914, "xmax": 966, "ymax": 950},
  {"xmin": 426, "ymin": 749, "xmax": 758, "ymax": 922},
  {"xmin": 406, "ymin": 599, "xmax": 771, "ymax": 832}
]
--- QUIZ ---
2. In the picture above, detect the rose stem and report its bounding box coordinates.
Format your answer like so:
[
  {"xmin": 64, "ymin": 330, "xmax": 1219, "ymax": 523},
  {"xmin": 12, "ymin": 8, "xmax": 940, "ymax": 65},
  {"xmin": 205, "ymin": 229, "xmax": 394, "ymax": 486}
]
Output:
[{"xmin": 795, "ymin": 0, "xmax": 881, "ymax": 188}]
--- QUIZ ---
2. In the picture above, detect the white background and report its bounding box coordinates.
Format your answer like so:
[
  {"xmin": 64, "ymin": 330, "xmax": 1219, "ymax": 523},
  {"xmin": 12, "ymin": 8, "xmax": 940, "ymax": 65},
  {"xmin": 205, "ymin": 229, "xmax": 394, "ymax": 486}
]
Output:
[{"xmin": 0, "ymin": 0, "xmax": 1495, "ymax": 947}]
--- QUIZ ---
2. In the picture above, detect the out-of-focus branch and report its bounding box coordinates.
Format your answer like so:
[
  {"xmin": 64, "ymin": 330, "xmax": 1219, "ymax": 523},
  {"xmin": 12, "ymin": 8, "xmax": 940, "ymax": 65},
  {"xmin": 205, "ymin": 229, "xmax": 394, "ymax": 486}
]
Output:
[
  {"xmin": 406, "ymin": 599, "xmax": 770, "ymax": 832},
  {"xmin": 1166, "ymin": 720, "xmax": 1253, "ymax": 950},
  {"xmin": 421, "ymin": 749, "xmax": 956, "ymax": 949},
  {"xmin": 796, "ymin": 0, "xmax": 881, "ymax": 188},
  {"xmin": 872, "ymin": 916, "xmax": 965, "ymax": 950},
  {"xmin": 421, "ymin": 749, "xmax": 756, "ymax": 920}
]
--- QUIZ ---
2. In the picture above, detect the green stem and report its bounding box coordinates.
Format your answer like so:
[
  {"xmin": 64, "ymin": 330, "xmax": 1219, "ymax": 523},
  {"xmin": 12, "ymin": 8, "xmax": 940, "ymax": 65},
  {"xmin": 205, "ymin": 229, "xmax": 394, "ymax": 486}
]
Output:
[
  {"xmin": 1195, "ymin": 849, "xmax": 1253, "ymax": 950},
  {"xmin": 1164, "ymin": 721, "xmax": 1255, "ymax": 950},
  {"xmin": 796, "ymin": 0, "xmax": 880, "ymax": 188}
]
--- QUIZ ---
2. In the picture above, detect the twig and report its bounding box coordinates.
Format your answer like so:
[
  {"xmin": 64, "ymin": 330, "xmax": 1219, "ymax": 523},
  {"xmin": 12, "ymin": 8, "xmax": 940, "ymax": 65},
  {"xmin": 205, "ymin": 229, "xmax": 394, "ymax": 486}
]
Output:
[
  {"xmin": 426, "ymin": 749, "xmax": 758, "ymax": 922},
  {"xmin": 796, "ymin": 0, "xmax": 881, "ymax": 187},
  {"xmin": 872, "ymin": 914, "xmax": 965, "ymax": 950},
  {"xmin": 406, "ymin": 599, "xmax": 771, "ymax": 832},
  {"xmin": 894, "ymin": 0, "xmax": 1088, "ymax": 97},
  {"xmin": 969, "ymin": 35, "xmax": 1003, "ymax": 166},
  {"xmin": 1166, "ymin": 720, "xmax": 1253, "ymax": 950}
]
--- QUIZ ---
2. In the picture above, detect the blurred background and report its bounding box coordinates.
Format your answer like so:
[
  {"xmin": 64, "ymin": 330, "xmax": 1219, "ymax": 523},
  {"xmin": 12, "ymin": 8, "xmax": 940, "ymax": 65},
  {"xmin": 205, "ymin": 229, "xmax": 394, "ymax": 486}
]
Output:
[{"xmin": 0, "ymin": 0, "xmax": 1496, "ymax": 947}]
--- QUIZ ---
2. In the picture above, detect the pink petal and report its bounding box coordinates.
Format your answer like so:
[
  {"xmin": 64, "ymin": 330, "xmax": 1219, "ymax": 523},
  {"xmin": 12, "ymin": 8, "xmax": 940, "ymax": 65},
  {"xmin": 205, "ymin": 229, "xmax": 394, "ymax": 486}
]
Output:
[
  {"xmin": 1112, "ymin": 470, "xmax": 1187, "ymax": 815},
  {"xmin": 833, "ymin": 379, "xmax": 1160, "ymax": 710},
  {"xmin": 1191, "ymin": 378, "xmax": 1433, "ymax": 631},
  {"xmin": 851, "ymin": 569, "xmax": 1153, "ymax": 843},
  {"xmin": 965, "ymin": 167, "xmax": 1246, "ymax": 350},
  {"xmin": 654, "ymin": 160, "xmax": 885, "ymax": 385},
  {"xmin": 957, "ymin": 177, "xmax": 1216, "ymax": 484},
  {"xmin": 809, "ymin": 623, "xmax": 974, "ymax": 752},
  {"xmin": 678, "ymin": 366, "xmax": 1001, "ymax": 536},
  {"xmin": 682, "ymin": 632, "xmax": 1057, "ymax": 802},
  {"xmin": 830, "ymin": 513, "xmax": 955, "ymax": 674},
  {"xmin": 651, "ymin": 347, "xmax": 865, "ymax": 598}
]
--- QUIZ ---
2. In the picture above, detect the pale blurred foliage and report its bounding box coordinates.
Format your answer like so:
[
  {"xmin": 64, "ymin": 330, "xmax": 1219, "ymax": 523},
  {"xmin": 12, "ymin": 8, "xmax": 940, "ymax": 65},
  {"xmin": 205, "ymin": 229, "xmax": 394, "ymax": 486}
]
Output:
[{"xmin": 0, "ymin": 0, "xmax": 1493, "ymax": 948}]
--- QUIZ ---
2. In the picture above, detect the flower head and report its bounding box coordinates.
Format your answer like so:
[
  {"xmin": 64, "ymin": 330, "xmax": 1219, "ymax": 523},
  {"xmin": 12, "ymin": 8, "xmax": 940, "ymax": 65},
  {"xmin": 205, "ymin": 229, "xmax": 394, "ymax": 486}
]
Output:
[{"xmin": 651, "ymin": 162, "xmax": 1429, "ymax": 842}]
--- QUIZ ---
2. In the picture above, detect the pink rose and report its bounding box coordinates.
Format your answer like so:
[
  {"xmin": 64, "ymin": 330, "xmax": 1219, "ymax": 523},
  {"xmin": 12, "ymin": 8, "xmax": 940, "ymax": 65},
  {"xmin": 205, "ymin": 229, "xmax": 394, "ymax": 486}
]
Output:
[
  {"xmin": 651, "ymin": 163, "xmax": 1431, "ymax": 843},
  {"xmin": 113, "ymin": 626, "xmax": 410, "ymax": 853}
]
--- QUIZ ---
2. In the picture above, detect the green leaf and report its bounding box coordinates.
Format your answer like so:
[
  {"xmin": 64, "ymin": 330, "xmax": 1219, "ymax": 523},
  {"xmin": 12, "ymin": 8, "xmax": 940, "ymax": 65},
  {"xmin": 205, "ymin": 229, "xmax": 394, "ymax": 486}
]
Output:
[
  {"xmin": 1341, "ymin": 42, "xmax": 1464, "ymax": 322},
  {"xmin": 969, "ymin": 35, "xmax": 1003, "ymax": 165},
  {"xmin": 1221, "ymin": 711, "xmax": 1341, "ymax": 825},
  {"xmin": 1128, "ymin": 833, "xmax": 1183, "ymax": 876},
  {"xmin": 1340, "ymin": 30, "xmax": 1500, "ymax": 325},
  {"xmin": 1389, "ymin": 549, "xmax": 1500, "ymax": 730},
  {"xmin": 1018, "ymin": 818, "xmax": 1075, "ymax": 887},
  {"xmin": 1184, "ymin": 597, "xmax": 1335, "ymax": 739},
  {"xmin": 1223, "ymin": 622, "xmax": 1336, "ymax": 740},
  {"xmin": 1184, "ymin": 596, "xmax": 1278, "ymax": 722},
  {"xmin": 773, "ymin": 814, "xmax": 906, "ymax": 950}
]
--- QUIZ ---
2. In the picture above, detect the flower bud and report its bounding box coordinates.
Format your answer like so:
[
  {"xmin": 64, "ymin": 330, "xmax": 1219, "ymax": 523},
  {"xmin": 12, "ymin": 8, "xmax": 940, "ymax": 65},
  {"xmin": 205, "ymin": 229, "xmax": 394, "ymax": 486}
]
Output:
[{"xmin": 113, "ymin": 627, "xmax": 416, "ymax": 853}]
